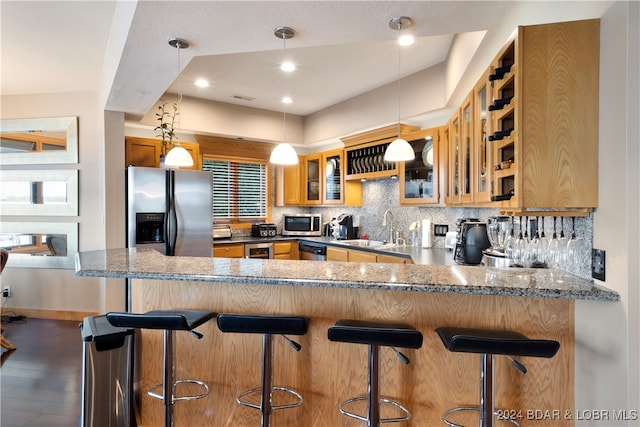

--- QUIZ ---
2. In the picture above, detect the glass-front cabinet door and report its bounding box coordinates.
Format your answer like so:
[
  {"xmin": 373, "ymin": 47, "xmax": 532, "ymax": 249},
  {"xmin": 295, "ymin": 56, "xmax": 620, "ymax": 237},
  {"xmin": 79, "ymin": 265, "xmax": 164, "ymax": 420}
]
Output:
[
  {"xmin": 303, "ymin": 153, "xmax": 321, "ymax": 205},
  {"xmin": 474, "ymin": 70, "xmax": 492, "ymax": 203},
  {"xmin": 399, "ymin": 128, "xmax": 439, "ymax": 205},
  {"xmin": 446, "ymin": 110, "xmax": 461, "ymax": 204},
  {"xmin": 322, "ymin": 149, "xmax": 343, "ymax": 204},
  {"xmin": 459, "ymin": 93, "xmax": 474, "ymax": 203}
]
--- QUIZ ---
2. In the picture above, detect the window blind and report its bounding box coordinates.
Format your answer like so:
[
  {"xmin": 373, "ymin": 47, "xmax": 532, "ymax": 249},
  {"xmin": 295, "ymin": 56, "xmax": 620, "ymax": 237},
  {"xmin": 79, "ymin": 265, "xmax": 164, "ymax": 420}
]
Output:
[{"xmin": 202, "ymin": 158, "xmax": 268, "ymax": 223}]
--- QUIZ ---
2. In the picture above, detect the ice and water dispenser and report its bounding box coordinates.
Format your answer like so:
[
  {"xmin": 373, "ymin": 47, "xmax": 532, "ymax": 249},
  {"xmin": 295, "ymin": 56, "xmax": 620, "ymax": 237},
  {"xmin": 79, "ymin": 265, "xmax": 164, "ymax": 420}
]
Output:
[{"xmin": 135, "ymin": 213, "xmax": 165, "ymax": 244}]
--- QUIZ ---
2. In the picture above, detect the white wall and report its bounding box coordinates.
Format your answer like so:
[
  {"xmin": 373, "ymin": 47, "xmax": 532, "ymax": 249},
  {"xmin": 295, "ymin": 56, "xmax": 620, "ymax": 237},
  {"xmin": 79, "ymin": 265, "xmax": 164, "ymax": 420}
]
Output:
[
  {"xmin": 575, "ymin": 1, "xmax": 640, "ymax": 425},
  {"xmin": 1, "ymin": 91, "xmax": 109, "ymax": 316}
]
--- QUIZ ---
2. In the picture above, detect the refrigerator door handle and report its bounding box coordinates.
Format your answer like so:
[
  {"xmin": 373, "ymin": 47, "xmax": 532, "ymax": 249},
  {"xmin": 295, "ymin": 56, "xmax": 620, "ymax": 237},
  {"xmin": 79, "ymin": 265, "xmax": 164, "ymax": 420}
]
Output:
[{"xmin": 165, "ymin": 170, "xmax": 178, "ymax": 256}]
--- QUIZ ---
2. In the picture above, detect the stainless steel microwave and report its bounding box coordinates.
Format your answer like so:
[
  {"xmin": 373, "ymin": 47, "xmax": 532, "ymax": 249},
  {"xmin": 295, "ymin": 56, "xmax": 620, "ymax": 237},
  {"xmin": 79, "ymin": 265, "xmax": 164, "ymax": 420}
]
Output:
[{"xmin": 282, "ymin": 214, "xmax": 322, "ymax": 236}]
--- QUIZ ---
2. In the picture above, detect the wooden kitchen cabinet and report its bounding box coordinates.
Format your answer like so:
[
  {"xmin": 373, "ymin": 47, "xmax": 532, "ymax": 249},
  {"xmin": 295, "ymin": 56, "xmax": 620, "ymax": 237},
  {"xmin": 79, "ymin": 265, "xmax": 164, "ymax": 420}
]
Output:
[
  {"xmin": 213, "ymin": 243, "xmax": 244, "ymax": 258},
  {"xmin": 273, "ymin": 242, "xmax": 298, "ymax": 260},
  {"xmin": 399, "ymin": 127, "xmax": 441, "ymax": 205},
  {"xmin": 277, "ymin": 150, "xmax": 361, "ymax": 207},
  {"xmin": 473, "ymin": 69, "xmax": 493, "ymax": 204},
  {"xmin": 489, "ymin": 19, "xmax": 599, "ymax": 214},
  {"xmin": 326, "ymin": 246, "xmax": 408, "ymax": 264},
  {"xmin": 445, "ymin": 109, "xmax": 462, "ymax": 204},
  {"xmin": 125, "ymin": 136, "xmax": 202, "ymax": 170},
  {"xmin": 326, "ymin": 246, "xmax": 349, "ymax": 262}
]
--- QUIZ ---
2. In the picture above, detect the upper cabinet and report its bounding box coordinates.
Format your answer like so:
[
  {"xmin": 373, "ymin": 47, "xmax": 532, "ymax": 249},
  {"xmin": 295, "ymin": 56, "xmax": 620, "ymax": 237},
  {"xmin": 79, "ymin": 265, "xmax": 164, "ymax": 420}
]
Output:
[
  {"xmin": 125, "ymin": 136, "xmax": 202, "ymax": 170},
  {"xmin": 399, "ymin": 127, "xmax": 441, "ymax": 205},
  {"xmin": 276, "ymin": 149, "xmax": 362, "ymax": 207},
  {"xmin": 473, "ymin": 69, "xmax": 493, "ymax": 204},
  {"xmin": 342, "ymin": 124, "xmax": 420, "ymax": 181},
  {"xmin": 489, "ymin": 19, "xmax": 599, "ymax": 214}
]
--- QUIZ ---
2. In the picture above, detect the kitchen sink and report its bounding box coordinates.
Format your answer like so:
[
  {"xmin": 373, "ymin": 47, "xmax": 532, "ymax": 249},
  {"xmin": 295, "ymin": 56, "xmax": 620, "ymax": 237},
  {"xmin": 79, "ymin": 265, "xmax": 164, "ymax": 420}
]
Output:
[{"xmin": 337, "ymin": 239, "xmax": 386, "ymax": 247}]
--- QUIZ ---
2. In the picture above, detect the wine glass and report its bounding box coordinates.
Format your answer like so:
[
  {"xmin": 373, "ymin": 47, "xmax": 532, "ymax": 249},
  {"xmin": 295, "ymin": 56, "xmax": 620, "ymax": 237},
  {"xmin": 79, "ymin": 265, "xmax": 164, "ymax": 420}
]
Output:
[
  {"xmin": 504, "ymin": 216, "xmax": 517, "ymax": 259},
  {"xmin": 529, "ymin": 217, "xmax": 542, "ymax": 263},
  {"xmin": 566, "ymin": 217, "xmax": 586, "ymax": 274},
  {"xmin": 514, "ymin": 218, "xmax": 527, "ymax": 265},
  {"xmin": 547, "ymin": 217, "xmax": 561, "ymax": 268},
  {"xmin": 538, "ymin": 216, "xmax": 549, "ymax": 264},
  {"xmin": 558, "ymin": 217, "xmax": 569, "ymax": 265}
]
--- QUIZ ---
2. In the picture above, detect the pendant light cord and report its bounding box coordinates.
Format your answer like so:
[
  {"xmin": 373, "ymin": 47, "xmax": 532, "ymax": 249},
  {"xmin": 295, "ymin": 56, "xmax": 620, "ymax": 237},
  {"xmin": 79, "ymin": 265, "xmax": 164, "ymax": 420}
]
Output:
[
  {"xmin": 177, "ymin": 43, "xmax": 182, "ymax": 143},
  {"xmin": 396, "ymin": 21, "xmax": 401, "ymax": 138}
]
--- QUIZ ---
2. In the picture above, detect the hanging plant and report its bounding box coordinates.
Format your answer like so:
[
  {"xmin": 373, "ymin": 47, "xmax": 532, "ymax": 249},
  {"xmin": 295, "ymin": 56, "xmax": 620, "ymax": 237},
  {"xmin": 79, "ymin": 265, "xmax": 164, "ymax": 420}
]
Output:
[{"xmin": 154, "ymin": 99, "xmax": 179, "ymax": 155}]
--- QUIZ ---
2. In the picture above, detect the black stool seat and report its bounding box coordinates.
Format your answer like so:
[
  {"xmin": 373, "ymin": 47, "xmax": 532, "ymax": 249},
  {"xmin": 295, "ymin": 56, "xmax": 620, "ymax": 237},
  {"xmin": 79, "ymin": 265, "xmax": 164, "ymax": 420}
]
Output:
[
  {"xmin": 106, "ymin": 309, "xmax": 216, "ymax": 331},
  {"xmin": 217, "ymin": 313, "xmax": 308, "ymax": 335},
  {"xmin": 329, "ymin": 319, "xmax": 423, "ymax": 426},
  {"xmin": 106, "ymin": 309, "xmax": 217, "ymax": 427},
  {"xmin": 328, "ymin": 319, "xmax": 423, "ymax": 349},
  {"xmin": 435, "ymin": 327, "xmax": 559, "ymax": 358},
  {"xmin": 216, "ymin": 313, "xmax": 308, "ymax": 426},
  {"xmin": 435, "ymin": 327, "xmax": 560, "ymax": 427}
]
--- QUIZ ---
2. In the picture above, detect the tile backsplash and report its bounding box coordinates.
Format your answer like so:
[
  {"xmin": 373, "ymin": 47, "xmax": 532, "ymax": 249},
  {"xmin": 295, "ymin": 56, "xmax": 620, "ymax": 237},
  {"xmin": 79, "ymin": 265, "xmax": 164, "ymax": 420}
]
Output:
[{"xmin": 272, "ymin": 177, "xmax": 594, "ymax": 279}]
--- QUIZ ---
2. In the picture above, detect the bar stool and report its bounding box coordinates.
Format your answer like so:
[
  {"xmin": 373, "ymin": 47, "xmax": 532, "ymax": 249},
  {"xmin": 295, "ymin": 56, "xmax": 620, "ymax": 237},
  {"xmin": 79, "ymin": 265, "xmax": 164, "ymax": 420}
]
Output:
[
  {"xmin": 216, "ymin": 313, "xmax": 308, "ymax": 427},
  {"xmin": 435, "ymin": 327, "xmax": 560, "ymax": 427},
  {"xmin": 328, "ymin": 319, "xmax": 424, "ymax": 426},
  {"xmin": 106, "ymin": 309, "xmax": 216, "ymax": 427}
]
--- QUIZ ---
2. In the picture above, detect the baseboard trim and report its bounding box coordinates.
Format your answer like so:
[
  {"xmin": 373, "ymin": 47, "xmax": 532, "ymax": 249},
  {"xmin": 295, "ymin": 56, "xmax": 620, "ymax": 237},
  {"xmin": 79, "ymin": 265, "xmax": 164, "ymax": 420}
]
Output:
[{"xmin": 4, "ymin": 308, "xmax": 99, "ymax": 322}]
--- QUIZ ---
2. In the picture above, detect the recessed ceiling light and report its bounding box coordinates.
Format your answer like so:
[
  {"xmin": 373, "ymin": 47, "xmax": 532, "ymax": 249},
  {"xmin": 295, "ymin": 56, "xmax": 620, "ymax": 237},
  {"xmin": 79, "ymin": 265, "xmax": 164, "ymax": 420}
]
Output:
[
  {"xmin": 281, "ymin": 96, "xmax": 293, "ymax": 104},
  {"xmin": 280, "ymin": 62, "xmax": 296, "ymax": 72},
  {"xmin": 194, "ymin": 79, "xmax": 209, "ymax": 88},
  {"xmin": 398, "ymin": 34, "xmax": 415, "ymax": 46}
]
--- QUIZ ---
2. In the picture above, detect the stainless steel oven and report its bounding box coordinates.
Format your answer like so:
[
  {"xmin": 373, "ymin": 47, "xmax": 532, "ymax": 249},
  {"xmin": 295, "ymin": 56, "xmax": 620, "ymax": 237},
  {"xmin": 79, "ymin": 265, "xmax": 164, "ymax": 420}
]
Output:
[{"xmin": 244, "ymin": 242, "xmax": 273, "ymax": 259}]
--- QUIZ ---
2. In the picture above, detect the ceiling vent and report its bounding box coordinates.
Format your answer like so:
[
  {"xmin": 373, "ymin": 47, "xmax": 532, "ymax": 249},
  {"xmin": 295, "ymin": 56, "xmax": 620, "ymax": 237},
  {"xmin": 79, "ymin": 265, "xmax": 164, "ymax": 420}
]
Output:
[{"xmin": 231, "ymin": 94, "xmax": 255, "ymax": 102}]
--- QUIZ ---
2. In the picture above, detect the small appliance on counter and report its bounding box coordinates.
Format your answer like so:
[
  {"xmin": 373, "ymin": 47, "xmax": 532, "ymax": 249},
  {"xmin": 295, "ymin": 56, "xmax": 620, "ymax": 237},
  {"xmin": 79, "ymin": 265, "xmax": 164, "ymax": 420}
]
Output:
[
  {"xmin": 331, "ymin": 213, "xmax": 358, "ymax": 240},
  {"xmin": 453, "ymin": 219, "xmax": 491, "ymax": 265},
  {"xmin": 444, "ymin": 231, "xmax": 458, "ymax": 250},
  {"xmin": 251, "ymin": 223, "xmax": 277, "ymax": 238},
  {"xmin": 282, "ymin": 214, "xmax": 322, "ymax": 236},
  {"xmin": 213, "ymin": 224, "xmax": 232, "ymax": 239}
]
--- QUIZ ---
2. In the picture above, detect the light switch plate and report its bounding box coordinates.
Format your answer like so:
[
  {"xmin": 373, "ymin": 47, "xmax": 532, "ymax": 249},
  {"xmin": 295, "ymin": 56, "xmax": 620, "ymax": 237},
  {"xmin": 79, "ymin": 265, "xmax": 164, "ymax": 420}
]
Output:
[{"xmin": 592, "ymin": 249, "xmax": 606, "ymax": 281}]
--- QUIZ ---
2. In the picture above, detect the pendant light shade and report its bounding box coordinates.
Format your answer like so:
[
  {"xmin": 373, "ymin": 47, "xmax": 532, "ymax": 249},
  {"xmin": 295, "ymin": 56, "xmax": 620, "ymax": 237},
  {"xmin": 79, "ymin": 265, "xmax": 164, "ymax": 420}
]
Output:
[
  {"xmin": 270, "ymin": 26, "xmax": 299, "ymax": 165},
  {"xmin": 384, "ymin": 16, "xmax": 415, "ymax": 162},
  {"xmin": 165, "ymin": 37, "xmax": 193, "ymax": 169},
  {"xmin": 165, "ymin": 145, "xmax": 194, "ymax": 167},
  {"xmin": 384, "ymin": 137, "xmax": 415, "ymax": 161},
  {"xmin": 269, "ymin": 142, "xmax": 298, "ymax": 165}
]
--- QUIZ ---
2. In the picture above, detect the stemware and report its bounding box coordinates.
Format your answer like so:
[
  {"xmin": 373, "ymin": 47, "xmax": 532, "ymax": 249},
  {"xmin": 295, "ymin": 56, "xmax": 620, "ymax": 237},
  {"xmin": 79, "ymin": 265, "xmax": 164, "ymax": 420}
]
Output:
[
  {"xmin": 566, "ymin": 217, "xmax": 586, "ymax": 273},
  {"xmin": 557, "ymin": 217, "xmax": 569, "ymax": 265},
  {"xmin": 514, "ymin": 218, "xmax": 527, "ymax": 264},
  {"xmin": 547, "ymin": 217, "xmax": 561, "ymax": 268},
  {"xmin": 529, "ymin": 217, "xmax": 542, "ymax": 263},
  {"xmin": 538, "ymin": 217, "xmax": 549, "ymax": 261},
  {"xmin": 504, "ymin": 216, "xmax": 517, "ymax": 259}
]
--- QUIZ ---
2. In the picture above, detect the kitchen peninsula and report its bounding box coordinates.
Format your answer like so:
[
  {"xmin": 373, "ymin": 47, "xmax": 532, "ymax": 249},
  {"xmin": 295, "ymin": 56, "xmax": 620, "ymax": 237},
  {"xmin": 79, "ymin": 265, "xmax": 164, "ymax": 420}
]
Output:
[{"xmin": 76, "ymin": 248, "xmax": 618, "ymax": 426}]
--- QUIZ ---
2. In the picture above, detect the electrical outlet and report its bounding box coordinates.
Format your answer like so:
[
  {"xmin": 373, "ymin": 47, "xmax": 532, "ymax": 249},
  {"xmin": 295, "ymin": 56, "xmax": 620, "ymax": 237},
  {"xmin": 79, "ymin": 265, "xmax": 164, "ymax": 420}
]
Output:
[
  {"xmin": 2, "ymin": 286, "xmax": 10, "ymax": 298},
  {"xmin": 434, "ymin": 224, "xmax": 449, "ymax": 236},
  {"xmin": 592, "ymin": 249, "xmax": 606, "ymax": 281}
]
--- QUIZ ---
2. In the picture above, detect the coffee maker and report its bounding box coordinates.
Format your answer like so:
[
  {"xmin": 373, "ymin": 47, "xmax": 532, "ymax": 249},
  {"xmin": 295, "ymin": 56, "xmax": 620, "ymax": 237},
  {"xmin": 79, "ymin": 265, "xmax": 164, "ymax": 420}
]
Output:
[
  {"xmin": 333, "ymin": 214, "xmax": 357, "ymax": 240},
  {"xmin": 453, "ymin": 219, "xmax": 490, "ymax": 265}
]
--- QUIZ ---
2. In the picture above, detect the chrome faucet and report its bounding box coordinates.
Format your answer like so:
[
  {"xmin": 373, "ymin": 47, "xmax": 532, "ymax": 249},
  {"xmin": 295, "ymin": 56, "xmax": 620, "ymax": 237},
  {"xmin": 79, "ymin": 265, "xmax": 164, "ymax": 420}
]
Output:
[{"xmin": 382, "ymin": 210, "xmax": 394, "ymax": 243}]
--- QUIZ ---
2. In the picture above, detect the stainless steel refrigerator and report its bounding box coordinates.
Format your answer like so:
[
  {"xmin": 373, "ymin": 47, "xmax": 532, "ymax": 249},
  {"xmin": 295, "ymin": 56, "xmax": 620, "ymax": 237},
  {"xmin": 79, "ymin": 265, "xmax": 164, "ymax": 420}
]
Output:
[{"xmin": 126, "ymin": 166, "xmax": 212, "ymax": 257}]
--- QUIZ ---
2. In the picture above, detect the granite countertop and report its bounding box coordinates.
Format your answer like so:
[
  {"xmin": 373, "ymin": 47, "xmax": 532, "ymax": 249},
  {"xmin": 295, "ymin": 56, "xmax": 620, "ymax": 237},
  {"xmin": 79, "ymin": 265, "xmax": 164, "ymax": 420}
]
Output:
[
  {"xmin": 76, "ymin": 248, "xmax": 619, "ymax": 301},
  {"xmin": 214, "ymin": 236, "xmax": 455, "ymax": 265}
]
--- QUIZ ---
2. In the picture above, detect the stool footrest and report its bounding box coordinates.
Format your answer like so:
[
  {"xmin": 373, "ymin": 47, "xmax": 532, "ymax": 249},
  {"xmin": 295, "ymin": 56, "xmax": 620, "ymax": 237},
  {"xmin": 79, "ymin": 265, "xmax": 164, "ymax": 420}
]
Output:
[
  {"xmin": 339, "ymin": 396, "xmax": 411, "ymax": 424},
  {"xmin": 148, "ymin": 379, "xmax": 210, "ymax": 402},
  {"xmin": 442, "ymin": 405, "xmax": 521, "ymax": 427},
  {"xmin": 237, "ymin": 386, "xmax": 303, "ymax": 411}
]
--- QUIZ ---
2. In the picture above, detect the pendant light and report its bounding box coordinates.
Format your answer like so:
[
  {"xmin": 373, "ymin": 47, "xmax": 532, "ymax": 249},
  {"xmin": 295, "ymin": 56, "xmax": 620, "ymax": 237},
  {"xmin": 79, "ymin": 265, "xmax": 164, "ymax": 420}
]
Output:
[
  {"xmin": 384, "ymin": 16, "xmax": 415, "ymax": 162},
  {"xmin": 164, "ymin": 37, "xmax": 194, "ymax": 168},
  {"xmin": 269, "ymin": 26, "xmax": 299, "ymax": 165}
]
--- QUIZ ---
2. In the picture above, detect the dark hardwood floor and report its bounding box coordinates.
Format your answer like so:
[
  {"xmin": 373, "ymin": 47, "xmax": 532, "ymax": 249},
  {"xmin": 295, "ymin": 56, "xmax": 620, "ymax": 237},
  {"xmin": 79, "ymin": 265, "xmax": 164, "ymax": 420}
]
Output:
[{"xmin": 1, "ymin": 317, "xmax": 82, "ymax": 427}]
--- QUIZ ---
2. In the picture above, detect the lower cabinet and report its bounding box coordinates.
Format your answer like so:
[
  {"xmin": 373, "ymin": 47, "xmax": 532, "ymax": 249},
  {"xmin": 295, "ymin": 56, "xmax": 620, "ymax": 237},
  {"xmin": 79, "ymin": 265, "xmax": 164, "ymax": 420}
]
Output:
[
  {"xmin": 326, "ymin": 246, "xmax": 410, "ymax": 264},
  {"xmin": 213, "ymin": 243, "xmax": 244, "ymax": 258},
  {"xmin": 274, "ymin": 242, "xmax": 298, "ymax": 260}
]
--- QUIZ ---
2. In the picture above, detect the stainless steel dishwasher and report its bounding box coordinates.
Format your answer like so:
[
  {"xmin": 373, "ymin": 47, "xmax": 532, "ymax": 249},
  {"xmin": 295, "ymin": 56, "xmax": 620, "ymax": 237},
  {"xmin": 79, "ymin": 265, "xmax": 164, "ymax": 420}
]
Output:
[{"xmin": 299, "ymin": 241, "xmax": 327, "ymax": 261}]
